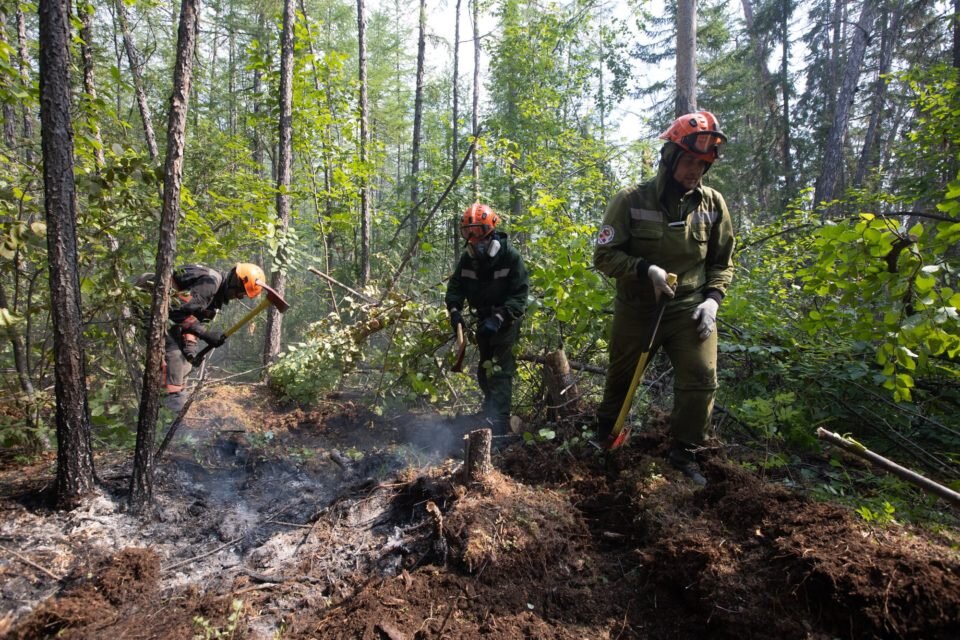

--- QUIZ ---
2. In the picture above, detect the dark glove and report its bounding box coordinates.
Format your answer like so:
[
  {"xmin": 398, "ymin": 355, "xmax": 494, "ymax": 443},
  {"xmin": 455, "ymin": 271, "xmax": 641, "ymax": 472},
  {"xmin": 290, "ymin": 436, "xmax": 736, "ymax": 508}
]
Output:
[
  {"xmin": 477, "ymin": 312, "xmax": 504, "ymax": 338},
  {"xmin": 449, "ymin": 308, "xmax": 466, "ymax": 336},
  {"xmin": 181, "ymin": 338, "xmax": 200, "ymax": 363},
  {"xmin": 197, "ymin": 328, "xmax": 226, "ymax": 347}
]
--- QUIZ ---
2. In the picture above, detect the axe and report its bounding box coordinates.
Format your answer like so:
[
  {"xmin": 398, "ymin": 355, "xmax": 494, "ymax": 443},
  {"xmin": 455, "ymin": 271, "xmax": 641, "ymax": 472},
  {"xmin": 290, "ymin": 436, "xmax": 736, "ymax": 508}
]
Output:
[
  {"xmin": 194, "ymin": 280, "xmax": 290, "ymax": 361},
  {"xmin": 606, "ymin": 273, "xmax": 677, "ymax": 450}
]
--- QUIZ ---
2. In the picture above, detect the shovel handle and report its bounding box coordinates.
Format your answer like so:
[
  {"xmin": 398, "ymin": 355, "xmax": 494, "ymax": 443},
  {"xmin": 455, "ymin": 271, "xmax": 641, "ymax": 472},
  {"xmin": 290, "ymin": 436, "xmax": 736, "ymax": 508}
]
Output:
[
  {"xmin": 607, "ymin": 273, "xmax": 677, "ymax": 449},
  {"xmin": 194, "ymin": 297, "xmax": 272, "ymax": 361}
]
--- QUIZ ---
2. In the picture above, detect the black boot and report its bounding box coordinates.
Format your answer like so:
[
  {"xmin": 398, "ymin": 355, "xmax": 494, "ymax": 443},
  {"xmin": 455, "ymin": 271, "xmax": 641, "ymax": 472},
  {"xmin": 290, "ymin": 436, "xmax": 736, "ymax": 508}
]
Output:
[
  {"xmin": 668, "ymin": 445, "xmax": 706, "ymax": 486},
  {"xmin": 593, "ymin": 416, "xmax": 616, "ymax": 449}
]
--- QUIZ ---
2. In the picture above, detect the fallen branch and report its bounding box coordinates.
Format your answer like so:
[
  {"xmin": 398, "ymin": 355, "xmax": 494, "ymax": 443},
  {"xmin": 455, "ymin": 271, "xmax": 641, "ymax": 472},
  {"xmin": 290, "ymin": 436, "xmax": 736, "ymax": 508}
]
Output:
[
  {"xmin": 0, "ymin": 543, "xmax": 64, "ymax": 581},
  {"xmin": 162, "ymin": 535, "xmax": 244, "ymax": 573},
  {"xmin": 816, "ymin": 428, "xmax": 960, "ymax": 508},
  {"xmin": 308, "ymin": 267, "xmax": 377, "ymax": 304}
]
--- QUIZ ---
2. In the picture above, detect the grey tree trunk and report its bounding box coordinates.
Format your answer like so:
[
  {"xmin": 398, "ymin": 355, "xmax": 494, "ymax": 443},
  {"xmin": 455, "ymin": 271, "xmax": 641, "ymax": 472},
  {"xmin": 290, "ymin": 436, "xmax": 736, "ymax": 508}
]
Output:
[
  {"xmin": 39, "ymin": 0, "xmax": 96, "ymax": 509},
  {"xmin": 130, "ymin": 0, "xmax": 199, "ymax": 513},
  {"xmin": 675, "ymin": 0, "xmax": 697, "ymax": 115},
  {"xmin": 77, "ymin": 3, "xmax": 106, "ymax": 169},
  {"xmin": 0, "ymin": 11, "xmax": 16, "ymax": 147},
  {"xmin": 410, "ymin": 0, "xmax": 426, "ymax": 245},
  {"xmin": 452, "ymin": 0, "xmax": 461, "ymax": 176},
  {"xmin": 263, "ymin": 0, "xmax": 294, "ymax": 367},
  {"xmin": 115, "ymin": 0, "xmax": 159, "ymax": 161},
  {"xmin": 471, "ymin": 0, "xmax": 480, "ymax": 197},
  {"xmin": 814, "ymin": 0, "xmax": 878, "ymax": 214},
  {"xmin": 16, "ymin": 7, "xmax": 35, "ymax": 163},
  {"xmin": 781, "ymin": 0, "xmax": 793, "ymax": 197},
  {"xmin": 357, "ymin": 0, "xmax": 371, "ymax": 286},
  {"xmin": 854, "ymin": 0, "xmax": 904, "ymax": 188}
]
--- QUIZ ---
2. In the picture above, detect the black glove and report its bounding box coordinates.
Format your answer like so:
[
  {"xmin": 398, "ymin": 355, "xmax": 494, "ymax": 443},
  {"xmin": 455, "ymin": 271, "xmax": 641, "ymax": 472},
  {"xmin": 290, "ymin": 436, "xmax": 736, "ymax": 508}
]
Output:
[
  {"xmin": 185, "ymin": 325, "xmax": 226, "ymax": 347},
  {"xmin": 477, "ymin": 312, "xmax": 504, "ymax": 337},
  {"xmin": 197, "ymin": 328, "xmax": 226, "ymax": 347},
  {"xmin": 449, "ymin": 308, "xmax": 466, "ymax": 336},
  {"xmin": 182, "ymin": 338, "xmax": 200, "ymax": 363}
]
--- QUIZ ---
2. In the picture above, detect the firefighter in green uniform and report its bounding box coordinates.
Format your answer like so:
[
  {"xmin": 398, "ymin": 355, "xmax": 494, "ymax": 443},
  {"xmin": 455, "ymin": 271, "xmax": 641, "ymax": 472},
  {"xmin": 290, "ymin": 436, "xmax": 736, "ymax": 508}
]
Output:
[
  {"xmin": 445, "ymin": 203, "xmax": 529, "ymax": 436},
  {"xmin": 593, "ymin": 111, "xmax": 735, "ymax": 485}
]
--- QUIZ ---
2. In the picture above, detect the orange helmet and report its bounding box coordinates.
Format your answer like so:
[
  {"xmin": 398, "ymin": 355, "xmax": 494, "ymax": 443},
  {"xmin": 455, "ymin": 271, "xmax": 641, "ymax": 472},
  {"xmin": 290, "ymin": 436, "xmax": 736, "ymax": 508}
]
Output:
[
  {"xmin": 459, "ymin": 203, "xmax": 500, "ymax": 243},
  {"xmin": 234, "ymin": 263, "xmax": 265, "ymax": 298},
  {"xmin": 660, "ymin": 111, "xmax": 727, "ymax": 163}
]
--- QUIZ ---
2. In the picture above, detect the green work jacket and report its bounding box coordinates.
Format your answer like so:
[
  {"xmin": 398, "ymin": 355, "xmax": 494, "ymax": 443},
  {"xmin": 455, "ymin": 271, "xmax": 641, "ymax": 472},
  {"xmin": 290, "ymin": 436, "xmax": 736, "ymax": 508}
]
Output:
[{"xmin": 593, "ymin": 159, "xmax": 735, "ymax": 312}]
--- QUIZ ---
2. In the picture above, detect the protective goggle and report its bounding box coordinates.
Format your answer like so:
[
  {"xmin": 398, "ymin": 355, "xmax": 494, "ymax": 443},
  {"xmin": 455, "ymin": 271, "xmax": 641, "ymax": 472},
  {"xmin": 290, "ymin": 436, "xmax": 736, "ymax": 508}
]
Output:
[
  {"xmin": 460, "ymin": 224, "xmax": 491, "ymax": 241},
  {"xmin": 681, "ymin": 131, "xmax": 727, "ymax": 156}
]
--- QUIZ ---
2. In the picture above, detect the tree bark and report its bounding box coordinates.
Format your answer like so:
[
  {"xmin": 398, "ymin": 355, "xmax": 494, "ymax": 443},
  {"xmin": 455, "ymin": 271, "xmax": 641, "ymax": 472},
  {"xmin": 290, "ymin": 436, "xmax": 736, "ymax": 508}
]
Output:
[
  {"xmin": 130, "ymin": 0, "xmax": 199, "ymax": 513},
  {"xmin": 675, "ymin": 0, "xmax": 697, "ymax": 115},
  {"xmin": 471, "ymin": 0, "xmax": 480, "ymax": 198},
  {"xmin": 263, "ymin": 0, "xmax": 295, "ymax": 368},
  {"xmin": 39, "ymin": 0, "xmax": 96, "ymax": 508},
  {"xmin": 814, "ymin": 0, "xmax": 878, "ymax": 214},
  {"xmin": 16, "ymin": 7, "xmax": 35, "ymax": 163},
  {"xmin": 780, "ymin": 0, "xmax": 793, "ymax": 197},
  {"xmin": 409, "ymin": 0, "xmax": 426, "ymax": 246},
  {"xmin": 77, "ymin": 2, "xmax": 106, "ymax": 169},
  {"xmin": 462, "ymin": 428, "xmax": 492, "ymax": 485},
  {"xmin": 115, "ymin": 0, "xmax": 159, "ymax": 162},
  {"xmin": 357, "ymin": 0, "xmax": 371, "ymax": 286},
  {"xmin": 452, "ymin": 0, "xmax": 461, "ymax": 176},
  {"xmin": 854, "ymin": 0, "xmax": 904, "ymax": 189},
  {"xmin": 542, "ymin": 349, "xmax": 581, "ymax": 419},
  {"xmin": 0, "ymin": 10, "xmax": 16, "ymax": 147}
]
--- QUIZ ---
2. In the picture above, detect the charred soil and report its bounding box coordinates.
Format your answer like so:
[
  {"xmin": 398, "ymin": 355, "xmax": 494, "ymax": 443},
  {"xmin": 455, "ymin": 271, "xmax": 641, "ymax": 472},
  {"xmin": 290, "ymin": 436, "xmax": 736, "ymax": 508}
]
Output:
[{"xmin": 1, "ymin": 385, "xmax": 958, "ymax": 639}]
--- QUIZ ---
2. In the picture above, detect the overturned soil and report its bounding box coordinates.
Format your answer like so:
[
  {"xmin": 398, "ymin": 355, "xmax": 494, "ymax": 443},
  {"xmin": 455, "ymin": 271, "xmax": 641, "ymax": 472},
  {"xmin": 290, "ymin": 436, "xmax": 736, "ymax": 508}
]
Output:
[{"xmin": 1, "ymin": 385, "xmax": 958, "ymax": 639}]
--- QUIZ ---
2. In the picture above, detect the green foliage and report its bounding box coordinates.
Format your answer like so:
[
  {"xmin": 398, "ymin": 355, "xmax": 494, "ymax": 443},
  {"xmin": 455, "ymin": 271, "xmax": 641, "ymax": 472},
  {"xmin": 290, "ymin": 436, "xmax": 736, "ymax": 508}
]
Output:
[{"xmin": 193, "ymin": 599, "xmax": 244, "ymax": 640}]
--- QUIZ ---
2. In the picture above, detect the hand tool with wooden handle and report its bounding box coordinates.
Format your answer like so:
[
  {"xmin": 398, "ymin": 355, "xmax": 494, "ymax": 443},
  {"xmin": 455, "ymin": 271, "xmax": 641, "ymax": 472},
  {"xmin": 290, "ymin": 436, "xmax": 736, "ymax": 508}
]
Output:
[{"xmin": 607, "ymin": 273, "xmax": 677, "ymax": 450}]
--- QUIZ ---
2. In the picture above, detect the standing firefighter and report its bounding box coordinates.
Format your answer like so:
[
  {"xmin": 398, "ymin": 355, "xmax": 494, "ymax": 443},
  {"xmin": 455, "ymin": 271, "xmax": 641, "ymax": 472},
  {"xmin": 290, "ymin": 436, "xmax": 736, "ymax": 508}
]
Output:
[
  {"xmin": 137, "ymin": 263, "xmax": 265, "ymax": 412},
  {"xmin": 445, "ymin": 203, "xmax": 529, "ymax": 436},
  {"xmin": 593, "ymin": 111, "xmax": 736, "ymax": 485}
]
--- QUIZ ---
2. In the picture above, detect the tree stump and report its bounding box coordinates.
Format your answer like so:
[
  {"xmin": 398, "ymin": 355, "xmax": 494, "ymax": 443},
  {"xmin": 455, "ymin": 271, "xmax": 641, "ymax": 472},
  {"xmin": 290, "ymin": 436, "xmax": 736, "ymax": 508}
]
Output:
[
  {"xmin": 543, "ymin": 348, "xmax": 581, "ymax": 420},
  {"xmin": 462, "ymin": 428, "xmax": 492, "ymax": 484}
]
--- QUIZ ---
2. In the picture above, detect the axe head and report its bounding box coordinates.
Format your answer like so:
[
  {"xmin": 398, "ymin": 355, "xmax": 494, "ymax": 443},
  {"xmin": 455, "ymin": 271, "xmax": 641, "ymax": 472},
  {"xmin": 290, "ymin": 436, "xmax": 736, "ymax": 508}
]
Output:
[{"xmin": 257, "ymin": 280, "xmax": 290, "ymax": 313}]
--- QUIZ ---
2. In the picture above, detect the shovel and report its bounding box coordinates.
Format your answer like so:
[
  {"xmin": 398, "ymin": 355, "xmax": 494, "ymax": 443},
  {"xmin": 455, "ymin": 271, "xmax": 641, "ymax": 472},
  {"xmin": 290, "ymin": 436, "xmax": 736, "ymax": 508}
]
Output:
[
  {"xmin": 451, "ymin": 323, "xmax": 467, "ymax": 372},
  {"xmin": 607, "ymin": 273, "xmax": 677, "ymax": 450},
  {"xmin": 194, "ymin": 280, "xmax": 290, "ymax": 361}
]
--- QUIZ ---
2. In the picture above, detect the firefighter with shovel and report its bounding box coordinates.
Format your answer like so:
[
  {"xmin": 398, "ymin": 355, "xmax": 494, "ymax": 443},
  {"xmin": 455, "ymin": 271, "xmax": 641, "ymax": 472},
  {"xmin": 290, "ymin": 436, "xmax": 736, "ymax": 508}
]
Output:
[
  {"xmin": 136, "ymin": 263, "xmax": 287, "ymax": 412},
  {"xmin": 445, "ymin": 203, "xmax": 529, "ymax": 437},
  {"xmin": 593, "ymin": 111, "xmax": 736, "ymax": 485}
]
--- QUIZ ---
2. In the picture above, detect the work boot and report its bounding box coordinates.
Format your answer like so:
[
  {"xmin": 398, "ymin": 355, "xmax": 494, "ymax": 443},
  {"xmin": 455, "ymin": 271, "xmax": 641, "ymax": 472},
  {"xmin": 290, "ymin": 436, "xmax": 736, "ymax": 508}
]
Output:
[
  {"xmin": 668, "ymin": 448, "xmax": 707, "ymax": 486},
  {"xmin": 593, "ymin": 415, "xmax": 616, "ymax": 449},
  {"xmin": 163, "ymin": 390, "xmax": 188, "ymax": 414}
]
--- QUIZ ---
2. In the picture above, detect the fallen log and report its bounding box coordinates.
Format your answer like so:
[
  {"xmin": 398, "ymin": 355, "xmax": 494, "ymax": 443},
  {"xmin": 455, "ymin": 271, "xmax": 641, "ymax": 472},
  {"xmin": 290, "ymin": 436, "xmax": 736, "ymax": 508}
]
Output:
[{"xmin": 816, "ymin": 428, "xmax": 960, "ymax": 508}]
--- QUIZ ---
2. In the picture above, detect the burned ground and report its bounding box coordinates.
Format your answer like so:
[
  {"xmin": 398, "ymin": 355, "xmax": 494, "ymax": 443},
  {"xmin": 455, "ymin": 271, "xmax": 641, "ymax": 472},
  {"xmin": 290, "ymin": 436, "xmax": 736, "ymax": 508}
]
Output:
[{"xmin": 1, "ymin": 385, "xmax": 958, "ymax": 639}]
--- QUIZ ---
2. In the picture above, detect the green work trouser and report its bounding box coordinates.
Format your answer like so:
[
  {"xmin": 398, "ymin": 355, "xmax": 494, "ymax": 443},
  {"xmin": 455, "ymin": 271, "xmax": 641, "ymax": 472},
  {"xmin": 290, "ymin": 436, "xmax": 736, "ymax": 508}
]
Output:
[
  {"xmin": 598, "ymin": 298, "xmax": 718, "ymax": 450},
  {"xmin": 476, "ymin": 320, "xmax": 520, "ymax": 425}
]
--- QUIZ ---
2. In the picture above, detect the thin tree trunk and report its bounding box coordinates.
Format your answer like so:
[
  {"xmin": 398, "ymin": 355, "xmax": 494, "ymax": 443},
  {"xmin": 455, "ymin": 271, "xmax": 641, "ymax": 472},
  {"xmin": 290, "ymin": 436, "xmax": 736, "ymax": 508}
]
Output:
[
  {"xmin": 115, "ymin": 0, "xmax": 159, "ymax": 161},
  {"xmin": 954, "ymin": 0, "xmax": 959, "ymax": 69},
  {"xmin": 410, "ymin": 0, "xmax": 426, "ymax": 246},
  {"xmin": 357, "ymin": 0, "xmax": 371, "ymax": 285},
  {"xmin": 781, "ymin": 0, "xmax": 793, "ymax": 197},
  {"xmin": 263, "ymin": 0, "xmax": 294, "ymax": 367},
  {"xmin": 471, "ymin": 0, "xmax": 480, "ymax": 197},
  {"xmin": 39, "ymin": 0, "xmax": 96, "ymax": 508},
  {"xmin": 0, "ymin": 280, "xmax": 34, "ymax": 398},
  {"xmin": 854, "ymin": 0, "xmax": 903, "ymax": 189},
  {"xmin": 0, "ymin": 10, "xmax": 16, "ymax": 147},
  {"xmin": 16, "ymin": 7, "xmax": 35, "ymax": 163},
  {"xmin": 77, "ymin": 2, "xmax": 106, "ymax": 169},
  {"xmin": 130, "ymin": 0, "xmax": 199, "ymax": 513},
  {"xmin": 814, "ymin": 0, "xmax": 878, "ymax": 214},
  {"xmin": 452, "ymin": 0, "xmax": 461, "ymax": 176},
  {"xmin": 252, "ymin": 10, "xmax": 264, "ymax": 169},
  {"xmin": 675, "ymin": 0, "xmax": 697, "ymax": 115}
]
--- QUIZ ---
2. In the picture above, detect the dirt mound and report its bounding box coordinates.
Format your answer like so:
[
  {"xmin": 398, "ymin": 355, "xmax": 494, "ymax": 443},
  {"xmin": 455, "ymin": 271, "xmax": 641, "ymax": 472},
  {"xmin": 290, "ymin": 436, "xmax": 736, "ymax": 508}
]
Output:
[{"xmin": 3, "ymin": 386, "xmax": 959, "ymax": 639}]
